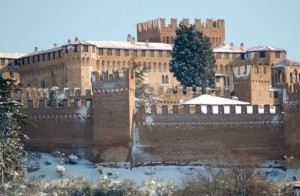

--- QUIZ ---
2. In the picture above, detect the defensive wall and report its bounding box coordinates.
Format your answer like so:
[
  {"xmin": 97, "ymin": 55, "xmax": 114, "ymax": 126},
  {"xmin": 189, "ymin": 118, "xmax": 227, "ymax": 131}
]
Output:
[
  {"xmin": 133, "ymin": 104, "xmax": 285, "ymax": 165},
  {"xmin": 19, "ymin": 70, "xmax": 300, "ymax": 165}
]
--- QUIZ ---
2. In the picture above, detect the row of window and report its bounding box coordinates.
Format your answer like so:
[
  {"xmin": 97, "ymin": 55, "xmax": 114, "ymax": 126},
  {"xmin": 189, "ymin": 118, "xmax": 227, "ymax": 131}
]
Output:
[
  {"xmin": 98, "ymin": 48, "xmax": 172, "ymax": 57},
  {"xmin": 18, "ymin": 51, "xmax": 62, "ymax": 66},
  {"xmin": 215, "ymin": 51, "xmax": 281, "ymax": 60}
]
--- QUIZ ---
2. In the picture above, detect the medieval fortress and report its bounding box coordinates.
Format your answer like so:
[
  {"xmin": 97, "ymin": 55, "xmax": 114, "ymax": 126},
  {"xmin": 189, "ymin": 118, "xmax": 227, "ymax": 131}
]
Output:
[{"xmin": 0, "ymin": 18, "xmax": 300, "ymax": 165}]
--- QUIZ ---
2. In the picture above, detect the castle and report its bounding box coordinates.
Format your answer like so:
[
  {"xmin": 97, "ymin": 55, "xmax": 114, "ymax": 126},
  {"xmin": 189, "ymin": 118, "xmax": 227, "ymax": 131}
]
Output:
[
  {"xmin": 18, "ymin": 69, "xmax": 300, "ymax": 165},
  {"xmin": 1, "ymin": 18, "xmax": 299, "ymax": 165}
]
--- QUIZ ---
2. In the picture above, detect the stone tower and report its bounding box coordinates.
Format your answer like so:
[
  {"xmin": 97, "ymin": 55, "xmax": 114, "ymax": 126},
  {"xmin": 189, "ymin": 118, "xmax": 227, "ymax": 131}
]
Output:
[
  {"xmin": 137, "ymin": 18, "xmax": 225, "ymax": 46},
  {"xmin": 91, "ymin": 69, "xmax": 135, "ymax": 162}
]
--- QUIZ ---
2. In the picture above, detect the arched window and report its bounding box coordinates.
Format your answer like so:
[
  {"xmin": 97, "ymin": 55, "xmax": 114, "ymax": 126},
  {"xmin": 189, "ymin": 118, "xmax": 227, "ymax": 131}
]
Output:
[
  {"xmin": 161, "ymin": 75, "xmax": 165, "ymax": 84},
  {"xmin": 109, "ymin": 74, "xmax": 113, "ymax": 81},
  {"xmin": 165, "ymin": 75, "xmax": 169, "ymax": 84}
]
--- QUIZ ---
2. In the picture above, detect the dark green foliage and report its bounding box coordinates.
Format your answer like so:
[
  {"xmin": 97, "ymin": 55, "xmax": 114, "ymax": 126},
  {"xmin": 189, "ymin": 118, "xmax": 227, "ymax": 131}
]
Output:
[
  {"xmin": 0, "ymin": 78, "xmax": 28, "ymax": 183},
  {"xmin": 170, "ymin": 24, "xmax": 215, "ymax": 92},
  {"xmin": 130, "ymin": 56, "xmax": 150, "ymax": 100}
]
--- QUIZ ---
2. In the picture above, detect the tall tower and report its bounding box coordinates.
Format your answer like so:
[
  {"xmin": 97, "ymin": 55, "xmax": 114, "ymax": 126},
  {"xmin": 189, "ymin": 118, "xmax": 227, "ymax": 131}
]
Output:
[{"xmin": 92, "ymin": 69, "xmax": 135, "ymax": 162}]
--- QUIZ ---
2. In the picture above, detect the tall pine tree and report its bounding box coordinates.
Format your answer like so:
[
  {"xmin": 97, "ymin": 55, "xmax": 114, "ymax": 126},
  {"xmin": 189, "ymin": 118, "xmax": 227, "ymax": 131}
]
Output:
[
  {"xmin": 0, "ymin": 78, "xmax": 28, "ymax": 183},
  {"xmin": 170, "ymin": 24, "xmax": 215, "ymax": 93}
]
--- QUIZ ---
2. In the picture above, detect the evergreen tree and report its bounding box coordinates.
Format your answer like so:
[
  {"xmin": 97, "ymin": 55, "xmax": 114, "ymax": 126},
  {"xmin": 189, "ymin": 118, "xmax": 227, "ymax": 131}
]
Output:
[
  {"xmin": 129, "ymin": 56, "xmax": 150, "ymax": 100},
  {"xmin": 0, "ymin": 78, "xmax": 28, "ymax": 183},
  {"xmin": 170, "ymin": 24, "xmax": 216, "ymax": 93}
]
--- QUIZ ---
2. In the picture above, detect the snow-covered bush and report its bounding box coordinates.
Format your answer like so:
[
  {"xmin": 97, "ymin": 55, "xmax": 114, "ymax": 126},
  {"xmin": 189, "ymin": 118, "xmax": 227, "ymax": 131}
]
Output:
[{"xmin": 56, "ymin": 165, "xmax": 65, "ymax": 177}]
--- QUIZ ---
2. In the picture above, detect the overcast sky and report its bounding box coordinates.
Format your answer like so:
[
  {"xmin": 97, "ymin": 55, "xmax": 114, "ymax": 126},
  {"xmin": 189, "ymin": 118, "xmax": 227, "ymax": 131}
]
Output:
[{"xmin": 1, "ymin": 0, "xmax": 299, "ymax": 61}]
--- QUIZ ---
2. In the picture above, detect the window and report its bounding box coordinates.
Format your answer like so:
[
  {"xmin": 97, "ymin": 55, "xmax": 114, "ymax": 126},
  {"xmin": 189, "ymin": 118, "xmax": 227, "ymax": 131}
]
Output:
[
  {"xmin": 83, "ymin": 45, "xmax": 89, "ymax": 52},
  {"xmin": 259, "ymin": 51, "xmax": 266, "ymax": 58},
  {"xmin": 158, "ymin": 50, "xmax": 163, "ymax": 57},
  {"xmin": 116, "ymin": 49, "xmax": 121, "ymax": 56},
  {"xmin": 74, "ymin": 45, "xmax": 78, "ymax": 52},
  {"xmin": 10, "ymin": 72, "xmax": 14, "ymax": 79},
  {"xmin": 42, "ymin": 54, "xmax": 45, "ymax": 61},
  {"xmin": 124, "ymin": 49, "xmax": 129, "ymax": 56},
  {"xmin": 232, "ymin": 53, "xmax": 237, "ymax": 59},
  {"xmin": 165, "ymin": 75, "xmax": 169, "ymax": 84},
  {"xmin": 27, "ymin": 57, "xmax": 30, "ymax": 64},
  {"xmin": 133, "ymin": 50, "xmax": 138, "ymax": 56},
  {"xmin": 275, "ymin": 51, "xmax": 280, "ymax": 58},
  {"xmin": 0, "ymin": 59, "xmax": 5, "ymax": 65},
  {"xmin": 150, "ymin": 50, "xmax": 154, "ymax": 57},
  {"xmin": 32, "ymin": 56, "xmax": 35, "ymax": 63},
  {"xmin": 92, "ymin": 47, "xmax": 95, "ymax": 53},
  {"xmin": 48, "ymin": 53, "xmax": 51, "ymax": 60},
  {"xmin": 107, "ymin": 49, "xmax": 112, "ymax": 56},
  {"xmin": 59, "ymin": 51, "xmax": 62, "ymax": 58},
  {"xmin": 224, "ymin": 53, "xmax": 229, "ymax": 59},
  {"xmin": 98, "ymin": 48, "xmax": 103, "ymax": 55},
  {"xmin": 142, "ymin": 50, "xmax": 146, "ymax": 57},
  {"xmin": 37, "ymin": 55, "xmax": 40, "ymax": 62},
  {"xmin": 274, "ymin": 92, "xmax": 278, "ymax": 99},
  {"xmin": 241, "ymin": 53, "xmax": 245, "ymax": 60},
  {"xmin": 217, "ymin": 53, "xmax": 221, "ymax": 59},
  {"xmin": 167, "ymin": 51, "xmax": 171, "ymax": 57},
  {"xmin": 53, "ymin": 52, "xmax": 56, "ymax": 59},
  {"xmin": 161, "ymin": 75, "xmax": 165, "ymax": 84},
  {"xmin": 22, "ymin": 58, "xmax": 25, "ymax": 65}
]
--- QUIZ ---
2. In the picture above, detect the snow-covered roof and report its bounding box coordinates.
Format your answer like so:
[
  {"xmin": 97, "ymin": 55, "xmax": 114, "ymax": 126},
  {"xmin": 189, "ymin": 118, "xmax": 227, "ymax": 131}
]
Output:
[
  {"xmin": 269, "ymin": 86, "xmax": 282, "ymax": 92},
  {"xmin": 273, "ymin": 60, "xmax": 300, "ymax": 68},
  {"xmin": 0, "ymin": 52, "xmax": 27, "ymax": 59},
  {"xmin": 213, "ymin": 45, "xmax": 246, "ymax": 53},
  {"xmin": 183, "ymin": 94, "xmax": 250, "ymax": 105},
  {"xmin": 21, "ymin": 47, "xmax": 62, "ymax": 58},
  {"xmin": 247, "ymin": 46, "xmax": 285, "ymax": 52},
  {"xmin": 85, "ymin": 41, "xmax": 172, "ymax": 50}
]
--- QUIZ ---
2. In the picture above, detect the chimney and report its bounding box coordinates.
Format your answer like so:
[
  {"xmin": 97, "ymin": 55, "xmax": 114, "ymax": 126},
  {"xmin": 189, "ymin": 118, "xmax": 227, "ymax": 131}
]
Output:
[
  {"xmin": 75, "ymin": 37, "xmax": 79, "ymax": 42},
  {"xmin": 68, "ymin": 39, "xmax": 71, "ymax": 44},
  {"xmin": 230, "ymin": 42, "xmax": 234, "ymax": 50},
  {"xmin": 240, "ymin": 42, "xmax": 245, "ymax": 50},
  {"xmin": 34, "ymin": 47, "xmax": 38, "ymax": 52},
  {"xmin": 130, "ymin": 37, "xmax": 136, "ymax": 44},
  {"xmin": 54, "ymin": 43, "xmax": 57, "ymax": 48},
  {"xmin": 127, "ymin": 34, "xmax": 132, "ymax": 42},
  {"xmin": 145, "ymin": 39, "xmax": 149, "ymax": 47}
]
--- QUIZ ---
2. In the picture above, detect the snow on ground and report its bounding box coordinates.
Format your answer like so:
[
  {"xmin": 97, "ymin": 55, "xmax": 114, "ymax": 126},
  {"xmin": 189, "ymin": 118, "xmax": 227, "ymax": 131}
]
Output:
[{"xmin": 27, "ymin": 153, "xmax": 300, "ymax": 187}]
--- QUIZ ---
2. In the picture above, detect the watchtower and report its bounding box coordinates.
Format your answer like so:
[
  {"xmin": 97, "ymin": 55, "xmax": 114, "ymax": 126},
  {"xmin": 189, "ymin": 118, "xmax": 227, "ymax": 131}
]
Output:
[{"xmin": 92, "ymin": 69, "xmax": 135, "ymax": 162}]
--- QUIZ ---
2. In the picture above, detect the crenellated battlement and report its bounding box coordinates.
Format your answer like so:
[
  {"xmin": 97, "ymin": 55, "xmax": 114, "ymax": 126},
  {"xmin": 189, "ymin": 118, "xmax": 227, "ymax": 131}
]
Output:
[{"xmin": 137, "ymin": 18, "xmax": 225, "ymax": 33}]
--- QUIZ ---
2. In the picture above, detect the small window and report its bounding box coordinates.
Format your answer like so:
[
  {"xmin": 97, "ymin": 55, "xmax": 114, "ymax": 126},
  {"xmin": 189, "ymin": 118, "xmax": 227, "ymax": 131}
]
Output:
[
  {"xmin": 150, "ymin": 50, "xmax": 154, "ymax": 57},
  {"xmin": 275, "ymin": 51, "xmax": 280, "ymax": 58},
  {"xmin": 27, "ymin": 57, "xmax": 30, "ymax": 64},
  {"xmin": 158, "ymin": 50, "xmax": 163, "ymax": 57},
  {"xmin": 74, "ymin": 45, "xmax": 78, "ymax": 52},
  {"xmin": 241, "ymin": 53, "xmax": 245, "ymax": 60},
  {"xmin": 47, "ymin": 53, "xmax": 51, "ymax": 60},
  {"xmin": 133, "ymin": 50, "xmax": 138, "ymax": 56},
  {"xmin": 10, "ymin": 72, "xmax": 14, "ymax": 79},
  {"xmin": 142, "ymin": 50, "xmax": 146, "ymax": 57},
  {"xmin": 107, "ymin": 49, "xmax": 112, "ymax": 56},
  {"xmin": 53, "ymin": 52, "xmax": 56, "ymax": 59},
  {"xmin": 98, "ymin": 48, "xmax": 103, "ymax": 55},
  {"xmin": 165, "ymin": 75, "xmax": 169, "ymax": 84},
  {"xmin": 59, "ymin": 51, "xmax": 62, "ymax": 58},
  {"xmin": 83, "ymin": 45, "xmax": 89, "ymax": 52},
  {"xmin": 42, "ymin": 54, "xmax": 45, "ymax": 61},
  {"xmin": 32, "ymin": 56, "xmax": 35, "ymax": 63},
  {"xmin": 274, "ymin": 92, "xmax": 278, "ymax": 99},
  {"xmin": 116, "ymin": 49, "xmax": 121, "ymax": 56},
  {"xmin": 259, "ymin": 51, "xmax": 266, "ymax": 58},
  {"xmin": 167, "ymin": 51, "xmax": 171, "ymax": 57},
  {"xmin": 217, "ymin": 53, "xmax": 221, "ymax": 59},
  {"xmin": 224, "ymin": 53, "xmax": 229, "ymax": 59},
  {"xmin": 37, "ymin": 55, "xmax": 40, "ymax": 62},
  {"xmin": 124, "ymin": 49, "xmax": 129, "ymax": 56}
]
